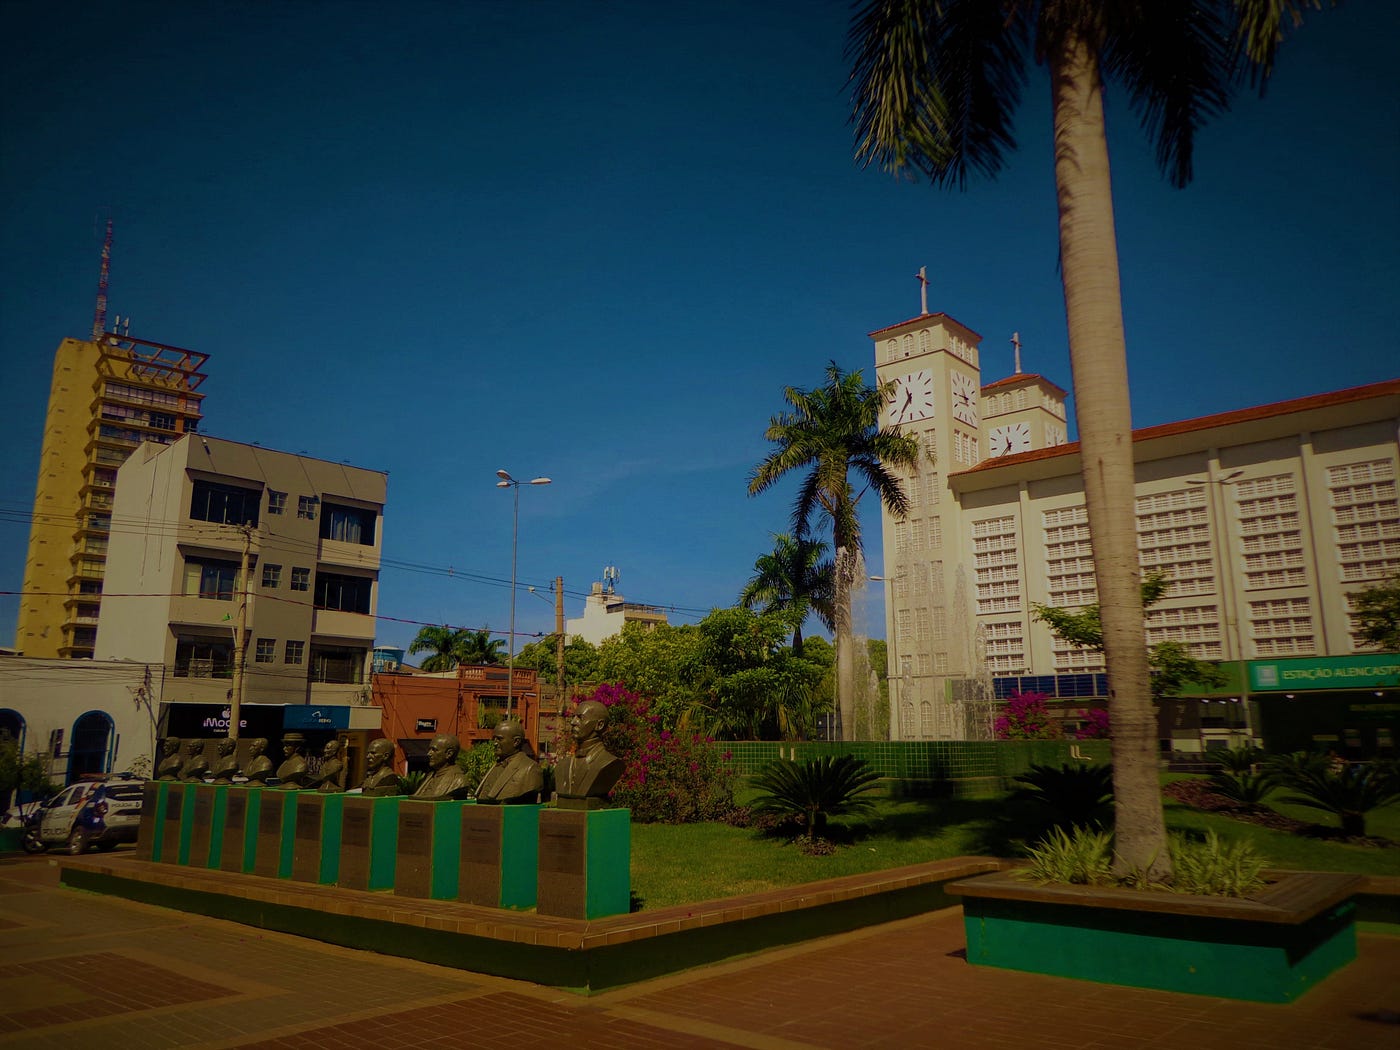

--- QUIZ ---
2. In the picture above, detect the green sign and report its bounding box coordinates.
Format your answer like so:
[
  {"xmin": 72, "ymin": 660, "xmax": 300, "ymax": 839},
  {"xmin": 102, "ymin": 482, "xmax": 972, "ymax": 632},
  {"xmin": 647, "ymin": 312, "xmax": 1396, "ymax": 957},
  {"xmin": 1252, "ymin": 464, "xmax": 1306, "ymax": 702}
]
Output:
[{"xmin": 1248, "ymin": 654, "xmax": 1400, "ymax": 692}]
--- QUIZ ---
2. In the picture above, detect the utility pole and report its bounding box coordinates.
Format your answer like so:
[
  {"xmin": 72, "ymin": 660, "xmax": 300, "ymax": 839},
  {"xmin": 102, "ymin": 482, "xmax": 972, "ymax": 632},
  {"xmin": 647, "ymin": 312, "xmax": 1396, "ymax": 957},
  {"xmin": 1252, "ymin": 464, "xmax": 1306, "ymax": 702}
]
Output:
[
  {"xmin": 554, "ymin": 576, "xmax": 565, "ymax": 713},
  {"xmin": 229, "ymin": 524, "xmax": 253, "ymax": 741}
]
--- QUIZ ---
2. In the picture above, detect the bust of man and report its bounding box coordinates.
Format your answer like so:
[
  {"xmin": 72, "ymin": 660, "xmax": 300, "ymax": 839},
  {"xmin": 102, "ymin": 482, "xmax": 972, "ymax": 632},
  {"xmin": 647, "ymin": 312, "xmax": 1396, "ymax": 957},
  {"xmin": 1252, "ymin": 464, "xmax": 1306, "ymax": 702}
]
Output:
[
  {"xmin": 475, "ymin": 719, "xmax": 543, "ymax": 805},
  {"xmin": 179, "ymin": 738, "xmax": 210, "ymax": 782},
  {"xmin": 156, "ymin": 738, "xmax": 183, "ymax": 781},
  {"xmin": 308, "ymin": 739, "xmax": 347, "ymax": 793},
  {"xmin": 412, "ymin": 734, "xmax": 471, "ymax": 800},
  {"xmin": 554, "ymin": 700, "xmax": 624, "ymax": 809},
  {"xmin": 359, "ymin": 739, "xmax": 402, "ymax": 796},
  {"xmin": 275, "ymin": 732, "xmax": 312, "ymax": 789},
  {"xmin": 209, "ymin": 738, "xmax": 240, "ymax": 782},
  {"xmin": 242, "ymin": 738, "xmax": 273, "ymax": 784}
]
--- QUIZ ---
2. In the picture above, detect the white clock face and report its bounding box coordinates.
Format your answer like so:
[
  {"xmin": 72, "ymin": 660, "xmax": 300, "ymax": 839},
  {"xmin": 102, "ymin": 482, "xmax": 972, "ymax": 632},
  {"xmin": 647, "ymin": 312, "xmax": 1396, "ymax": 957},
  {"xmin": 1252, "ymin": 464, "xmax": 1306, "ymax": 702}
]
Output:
[
  {"xmin": 888, "ymin": 369, "xmax": 936, "ymax": 425},
  {"xmin": 950, "ymin": 372, "xmax": 979, "ymax": 427},
  {"xmin": 989, "ymin": 422, "xmax": 1032, "ymax": 457}
]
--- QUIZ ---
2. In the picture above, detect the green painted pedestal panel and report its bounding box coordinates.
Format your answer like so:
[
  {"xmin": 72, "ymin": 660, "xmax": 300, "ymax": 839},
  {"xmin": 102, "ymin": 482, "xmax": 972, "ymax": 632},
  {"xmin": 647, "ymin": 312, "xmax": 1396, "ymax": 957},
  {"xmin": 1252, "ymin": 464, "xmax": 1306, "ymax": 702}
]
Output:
[
  {"xmin": 536, "ymin": 807, "xmax": 630, "ymax": 919},
  {"xmin": 459, "ymin": 804, "xmax": 543, "ymax": 909},
  {"xmin": 187, "ymin": 786, "xmax": 222, "ymax": 869},
  {"xmin": 136, "ymin": 781, "xmax": 167, "ymax": 862},
  {"xmin": 394, "ymin": 800, "xmax": 464, "ymax": 901}
]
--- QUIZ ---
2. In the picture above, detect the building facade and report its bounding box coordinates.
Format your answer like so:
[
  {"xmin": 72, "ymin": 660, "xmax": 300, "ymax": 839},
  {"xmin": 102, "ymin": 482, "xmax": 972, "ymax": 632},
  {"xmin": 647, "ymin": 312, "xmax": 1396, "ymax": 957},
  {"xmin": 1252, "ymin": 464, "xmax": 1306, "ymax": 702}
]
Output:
[
  {"xmin": 94, "ymin": 435, "xmax": 387, "ymax": 711},
  {"xmin": 16, "ymin": 334, "xmax": 207, "ymax": 659},
  {"xmin": 566, "ymin": 581, "xmax": 669, "ymax": 645},
  {"xmin": 873, "ymin": 310, "xmax": 1400, "ymax": 753}
]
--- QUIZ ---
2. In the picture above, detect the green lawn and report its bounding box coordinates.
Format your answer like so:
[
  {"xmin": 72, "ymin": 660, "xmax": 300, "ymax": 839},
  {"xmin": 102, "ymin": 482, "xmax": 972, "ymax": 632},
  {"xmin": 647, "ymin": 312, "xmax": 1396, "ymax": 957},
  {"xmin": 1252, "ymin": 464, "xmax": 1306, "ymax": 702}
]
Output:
[{"xmin": 630, "ymin": 782, "xmax": 1400, "ymax": 911}]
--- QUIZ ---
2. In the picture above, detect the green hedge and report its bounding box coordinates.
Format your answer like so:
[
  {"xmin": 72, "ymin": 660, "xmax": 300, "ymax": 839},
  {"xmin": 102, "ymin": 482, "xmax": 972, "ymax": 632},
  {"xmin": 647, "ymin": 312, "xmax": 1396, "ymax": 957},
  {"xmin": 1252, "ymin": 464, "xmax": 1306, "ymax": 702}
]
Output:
[{"xmin": 722, "ymin": 739, "xmax": 1111, "ymax": 785}]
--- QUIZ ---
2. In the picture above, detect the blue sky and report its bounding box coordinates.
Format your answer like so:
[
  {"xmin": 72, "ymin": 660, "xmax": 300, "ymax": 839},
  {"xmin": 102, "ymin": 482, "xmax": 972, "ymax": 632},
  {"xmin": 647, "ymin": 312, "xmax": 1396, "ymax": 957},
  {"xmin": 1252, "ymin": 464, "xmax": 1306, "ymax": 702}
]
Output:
[{"xmin": 2, "ymin": 1, "xmax": 1397, "ymax": 655}]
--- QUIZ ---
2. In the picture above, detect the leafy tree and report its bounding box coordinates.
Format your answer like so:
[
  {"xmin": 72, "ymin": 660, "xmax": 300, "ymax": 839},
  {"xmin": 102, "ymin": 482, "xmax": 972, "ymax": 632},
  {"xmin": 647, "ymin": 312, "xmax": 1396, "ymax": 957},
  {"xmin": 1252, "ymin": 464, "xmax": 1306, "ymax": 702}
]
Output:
[
  {"xmin": 1032, "ymin": 573, "xmax": 1228, "ymax": 701},
  {"xmin": 846, "ymin": 0, "xmax": 1327, "ymax": 879},
  {"xmin": 0, "ymin": 732, "xmax": 53, "ymax": 811},
  {"xmin": 1349, "ymin": 577, "xmax": 1400, "ymax": 650},
  {"xmin": 751, "ymin": 754, "xmax": 881, "ymax": 841},
  {"xmin": 739, "ymin": 533, "xmax": 835, "ymax": 658},
  {"xmin": 513, "ymin": 634, "xmax": 600, "ymax": 686},
  {"xmin": 749, "ymin": 362, "xmax": 919, "ymax": 740},
  {"xmin": 594, "ymin": 621, "xmax": 706, "ymax": 729},
  {"xmin": 408, "ymin": 625, "xmax": 507, "ymax": 672}
]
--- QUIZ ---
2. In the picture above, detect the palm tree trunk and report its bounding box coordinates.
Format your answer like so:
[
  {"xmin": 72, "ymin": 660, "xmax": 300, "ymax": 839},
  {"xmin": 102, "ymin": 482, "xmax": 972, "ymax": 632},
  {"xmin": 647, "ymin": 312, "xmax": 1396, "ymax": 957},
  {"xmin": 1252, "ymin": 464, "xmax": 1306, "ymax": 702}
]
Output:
[
  {"xmin": 1050, "ymin": 33, "xmax": 1170, "ymax": 880},
  {"xmin": 835, "ymin": 546, "xmax": 856, "ymax": 741}
]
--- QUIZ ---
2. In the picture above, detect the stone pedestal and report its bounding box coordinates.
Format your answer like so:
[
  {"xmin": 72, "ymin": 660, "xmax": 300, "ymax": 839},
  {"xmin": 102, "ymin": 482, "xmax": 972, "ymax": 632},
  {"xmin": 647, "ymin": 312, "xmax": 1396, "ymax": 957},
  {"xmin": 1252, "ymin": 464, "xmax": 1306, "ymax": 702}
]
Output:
[
  {"xmin": 187, "ymin": 785, "xmax": 224, "ymax": 869},
  {"xmin": 253, "ymin": 789, "xmax": 297, "ymax": 879},
  {"xmin": 159, "ymin": 783, "xmax": 192, "ymax": 865},
  {"xmin": 459, "ymin": 804, "xmax": 543, "ymax": 909},
  {"xmin": 291, "ymin": 793, "xmax": 344, "ymax": 884},
  {"xmin": 135, "ymin": 780, "xmax": 167, "ymax": 862},
  {"xmin": 536, "ymin": 807, "xmax": 630, "ymax": 919},
  {"xmin": 393, "ymin": 800, "xmax": 464, "ymax": 900},
  {"xmin": 220, "ymin": 788, "xmax": 260, "ymax": 874},
  {"xmin": 339, "ymin": 796, "xmax": 400, "ymax": 892}
]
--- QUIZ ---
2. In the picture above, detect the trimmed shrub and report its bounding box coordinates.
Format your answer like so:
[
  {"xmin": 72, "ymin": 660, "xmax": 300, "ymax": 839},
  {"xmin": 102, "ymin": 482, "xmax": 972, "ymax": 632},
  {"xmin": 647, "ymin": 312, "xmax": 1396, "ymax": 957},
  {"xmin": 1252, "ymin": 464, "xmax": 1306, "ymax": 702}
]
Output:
[{"xmin": 994, "ymin": 692, "xmax": 1062, "ymax": 740}]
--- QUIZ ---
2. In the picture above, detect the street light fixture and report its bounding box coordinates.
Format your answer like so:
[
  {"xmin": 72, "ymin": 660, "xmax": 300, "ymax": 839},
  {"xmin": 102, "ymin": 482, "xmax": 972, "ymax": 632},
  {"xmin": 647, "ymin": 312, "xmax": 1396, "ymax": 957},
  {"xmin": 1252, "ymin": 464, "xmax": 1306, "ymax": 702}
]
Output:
[{"xmin": 496, "ymin": 469, "xmax": 551, "ymax": 718}]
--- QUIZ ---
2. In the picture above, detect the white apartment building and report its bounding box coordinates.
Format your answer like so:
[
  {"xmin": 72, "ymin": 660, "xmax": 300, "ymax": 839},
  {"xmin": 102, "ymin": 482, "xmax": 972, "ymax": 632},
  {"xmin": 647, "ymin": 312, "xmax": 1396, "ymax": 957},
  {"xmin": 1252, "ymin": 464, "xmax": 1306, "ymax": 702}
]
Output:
[{"xmin": 873, "ymin": 309, "xmax": 1400, "ymax": 755}]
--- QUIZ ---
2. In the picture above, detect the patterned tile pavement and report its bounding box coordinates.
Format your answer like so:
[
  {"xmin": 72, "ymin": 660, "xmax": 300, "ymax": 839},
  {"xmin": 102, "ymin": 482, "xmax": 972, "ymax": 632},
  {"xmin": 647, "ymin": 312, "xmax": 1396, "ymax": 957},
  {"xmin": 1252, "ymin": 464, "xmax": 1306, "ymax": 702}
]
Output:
[{"xmin": 0, "ymin": 852, "xmax": 1396, "ymax": 1049}]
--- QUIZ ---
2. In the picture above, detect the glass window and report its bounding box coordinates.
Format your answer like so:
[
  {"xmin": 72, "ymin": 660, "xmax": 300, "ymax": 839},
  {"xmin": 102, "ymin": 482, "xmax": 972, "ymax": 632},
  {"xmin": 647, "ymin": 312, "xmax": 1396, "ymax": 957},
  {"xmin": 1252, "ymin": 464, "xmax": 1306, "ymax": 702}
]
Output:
[
  {"xmin": 297, "ymin": 495, "xmax": 318, "ymax": 520},
  {"xmin": 262, "ymin": 563, "xmax": 281, "ymax": 588},
  {"xmin": 314, "ymin": 572, "xmax": 372, "ymax": 614},
  {"xmin": 320, "ymin": 503, "xmax": 376, "ymax": 546},
  {"xmin": 174, "ymin": 636, "xmax": 233, "ymax": 678},
  {"xmin": 290, "ymin": 567, "xmax": 310, "ymax": 592},
  {"xmin": 267, "ymin": 490, "xmax": 287, "ymax": 515},
  {"xmin": 190, "ymin": 480, "xmax": 260, "ymax": 526},
  {"xmin": 285, "ymin": 640, "xmax": 305, "ymax": 665},
  {"xmin": 255, "ymin": 638, "xmax": 275, "ymax": 663},
  {"xmin": 183, "ymin": 558, "xmax": 239, "ymax": 600},
  {"xmin": 309, "ymin": 645, "xmax": 366, "ymax": 684}
]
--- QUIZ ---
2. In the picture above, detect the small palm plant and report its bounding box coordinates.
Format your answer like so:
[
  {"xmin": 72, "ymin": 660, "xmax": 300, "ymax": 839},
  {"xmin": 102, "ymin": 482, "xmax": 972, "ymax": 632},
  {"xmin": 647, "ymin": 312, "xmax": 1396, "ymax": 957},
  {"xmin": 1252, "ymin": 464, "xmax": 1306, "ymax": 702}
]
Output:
[
  {"xmin": 750, "ymin": 754, "xmax": 881, "ymax": 841},
  {"xmin": 1207, "ymin": 766, "xmax": 1281, "ymax": 810},
  {"xmin": 1012, "ymin": 763, "xmax": 1114, "ymax": 831},
  {"xmin": 1275, "ymin": 760, "xmax": 1400, "ymax": 838},
  {"xmin": 1209, "ymin": 745, "xmax": 1262, "ymax": 775}
]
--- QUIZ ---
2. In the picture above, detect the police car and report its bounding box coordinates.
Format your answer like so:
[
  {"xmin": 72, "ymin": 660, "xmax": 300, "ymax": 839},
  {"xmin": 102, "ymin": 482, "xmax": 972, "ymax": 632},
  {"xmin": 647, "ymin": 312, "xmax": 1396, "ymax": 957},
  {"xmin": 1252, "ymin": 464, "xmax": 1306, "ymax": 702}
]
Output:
[{"xmin": 28, "ymin": 775, "xmax": 145, "ymax": 855}]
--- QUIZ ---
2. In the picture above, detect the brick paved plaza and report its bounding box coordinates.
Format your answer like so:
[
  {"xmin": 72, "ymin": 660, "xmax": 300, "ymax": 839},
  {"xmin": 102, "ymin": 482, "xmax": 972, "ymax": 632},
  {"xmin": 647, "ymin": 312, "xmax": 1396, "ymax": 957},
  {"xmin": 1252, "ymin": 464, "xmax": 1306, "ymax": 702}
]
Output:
[{"xmin": 0, "ymin": 853, "xmax": 1395, "ymax": 1049}]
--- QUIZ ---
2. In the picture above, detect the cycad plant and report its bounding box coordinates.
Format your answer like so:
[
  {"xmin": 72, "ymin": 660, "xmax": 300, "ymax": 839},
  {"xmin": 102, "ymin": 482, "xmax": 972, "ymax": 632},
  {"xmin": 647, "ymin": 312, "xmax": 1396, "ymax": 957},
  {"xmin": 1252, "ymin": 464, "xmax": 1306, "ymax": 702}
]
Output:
[
  {"xmin": 751, "ymin": 754, "xmax": 881, "ymax": 841},
  {"xmin": 1275, "ymin": 760, "xmax": 1400, "ymax": 838},
  {"xmin": 1012, "ymin": 762, "xmax": 1114, "ymax": 832},
  {"xmin": 1207, "ymin": 766, "xmax": 1281, "ymax": 810},
  {"xmin": 1209, "ymin": 745, "xmax": 1262, "ymax": 775}
]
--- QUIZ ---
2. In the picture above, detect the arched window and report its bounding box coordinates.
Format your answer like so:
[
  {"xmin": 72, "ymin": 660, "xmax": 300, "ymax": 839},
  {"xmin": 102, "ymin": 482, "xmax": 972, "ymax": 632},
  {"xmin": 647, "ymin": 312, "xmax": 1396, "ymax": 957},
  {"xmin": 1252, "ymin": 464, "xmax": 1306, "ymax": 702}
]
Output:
[
  {"xmin": 0, "ymin": 709, "xmax": 23, "ymax": 749},
  {"xmin": 66, "ymin": 711, "xmax": 114, "ymax": 783},
  {"xmin": 919, "ymin": 700, "xmax": 935, "ymax": 737},
  {"xmin": 902, "ymin": 334, "xmax": 915, "ymax": 357}
]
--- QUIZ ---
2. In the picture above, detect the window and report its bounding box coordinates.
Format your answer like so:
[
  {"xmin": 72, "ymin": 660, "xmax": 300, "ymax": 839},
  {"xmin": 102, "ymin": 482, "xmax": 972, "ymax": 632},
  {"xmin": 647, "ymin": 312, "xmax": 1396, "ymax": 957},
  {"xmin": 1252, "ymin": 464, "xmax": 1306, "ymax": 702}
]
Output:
[
  {"xmin": 255, "ymin": 638, "xmax": 276, "ymax": 663},
  {"xmin": 310, "ymin": 645, "xmax": 366, "ymax": 684},
  {"xmin": 314, "ymin": 572, "xmax": 372, "ymax": 614},
  {"xmin": 285, "ymin": 640, "xmax": 305, "ymax": 665},
  {"xmin": 149, "ymin": 411, "xmax": 176, "ymax": 431},
  {"xmin": 321, "ymin": 503, "xmax": 376, "ymax": 546},
  {"xmin": 290, "ymin": 567, "xmax": 310, "ymax": 591},
  {"xmin": 297, "ymin": 495, "xmax": 318, "ymax": 520},
  {"xmin": 267, "ymin": 490, "xmax": 287, "ymax": 515},
  {"xmin": 262, "ymin": 563, "xmax": 281, "ymax": 588},
  {"xmin": 174, "ymin": 636, "xmax": 233, "ymax": 678},
  {"xmin": 183, "ymin": 557, "xmax": 239, "ymax": 600},
  {"xmin": 190, "ymin": 480, "xmax": 260, "ymax": 526}
]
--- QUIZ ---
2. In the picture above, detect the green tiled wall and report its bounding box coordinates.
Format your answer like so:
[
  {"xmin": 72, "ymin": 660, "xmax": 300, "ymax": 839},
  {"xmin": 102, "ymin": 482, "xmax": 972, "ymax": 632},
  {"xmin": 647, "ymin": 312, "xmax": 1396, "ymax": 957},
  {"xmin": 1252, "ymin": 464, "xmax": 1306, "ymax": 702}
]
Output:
[{"xmin": 722, "ymin": 740, "xmax": 1112, "ymax": 786}]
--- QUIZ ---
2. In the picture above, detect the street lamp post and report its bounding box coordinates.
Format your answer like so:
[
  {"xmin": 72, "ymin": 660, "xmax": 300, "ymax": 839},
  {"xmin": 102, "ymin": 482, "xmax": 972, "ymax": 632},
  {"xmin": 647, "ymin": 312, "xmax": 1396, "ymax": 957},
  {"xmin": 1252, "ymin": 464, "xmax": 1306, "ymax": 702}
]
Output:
[{"xmin": 496, "ymin": 469, "xmax": 551, "ymax": 718}]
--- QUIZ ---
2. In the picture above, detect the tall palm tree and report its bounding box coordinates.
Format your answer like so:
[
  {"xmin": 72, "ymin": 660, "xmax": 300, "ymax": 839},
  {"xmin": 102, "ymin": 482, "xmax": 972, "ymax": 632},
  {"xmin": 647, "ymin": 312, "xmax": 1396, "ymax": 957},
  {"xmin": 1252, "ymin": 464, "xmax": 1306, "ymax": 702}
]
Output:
[
  {"xmin": 749, "ymin": 362, "xmax": 920, "ymax": 740},
  {"xmin": 456, "ymin": 629, "xmax": 506, "ymax": 666},
  {"xmin": 846, "ymin": 0, "xmax": 1318, "ymax": 878},
  {"xmin": 407, "ymin": 625, "xmax": 469, "ymax": 673},
  {"xmin": 739, "ymin": 533, "xmax": 836, "ymax": 658}
]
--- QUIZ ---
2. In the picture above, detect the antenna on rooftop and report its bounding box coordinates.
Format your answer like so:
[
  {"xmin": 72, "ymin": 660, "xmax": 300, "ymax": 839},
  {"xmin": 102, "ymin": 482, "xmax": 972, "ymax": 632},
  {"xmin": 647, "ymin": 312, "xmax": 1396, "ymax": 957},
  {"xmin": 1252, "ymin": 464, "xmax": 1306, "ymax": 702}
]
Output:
[
  {"xmin": 603, "ymin": 565, "xmax": 620, "ymax": 595},
  {"xmin": 1011, "ymin": 331, "xmax": 1022, "ymax": 375},
  {"xmin": 92, "ymin": 216, "xmax": 113, "ymax": 341}
]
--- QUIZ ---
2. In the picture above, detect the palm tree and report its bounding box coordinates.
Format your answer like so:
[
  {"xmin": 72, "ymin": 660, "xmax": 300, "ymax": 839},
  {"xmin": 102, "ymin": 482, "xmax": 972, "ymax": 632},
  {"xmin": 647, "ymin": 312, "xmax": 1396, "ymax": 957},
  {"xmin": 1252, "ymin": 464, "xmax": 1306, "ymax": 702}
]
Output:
[
  {"xmin": 846, "ymin": 0, "xmax": 1318, "ymax": 879},
  {"xmin": 751, "ymin": 754, "xmax": 882, "ymax": 841},
  {"xmin": 407, "ymin": 625, "xmax": 469, "ymax": 672},
  {"xmin": 749, "ymin": 362, "xmax": 920, "ymax": 740},
  {"xmin": 456, "ymin": 629, "xmax": 506, "ymax": 666},
  {"xmin": 739, "ymin": 533, "xmax": 836, "ymax": 658}
]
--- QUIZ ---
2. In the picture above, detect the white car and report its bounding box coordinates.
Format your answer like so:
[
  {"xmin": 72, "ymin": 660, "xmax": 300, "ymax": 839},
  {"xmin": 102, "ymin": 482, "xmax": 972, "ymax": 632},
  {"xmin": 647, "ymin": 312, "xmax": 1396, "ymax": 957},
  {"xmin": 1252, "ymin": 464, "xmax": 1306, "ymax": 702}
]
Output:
[{"xmin": 30, "ymin": 777, "xmax": 146, "ymax": 855}]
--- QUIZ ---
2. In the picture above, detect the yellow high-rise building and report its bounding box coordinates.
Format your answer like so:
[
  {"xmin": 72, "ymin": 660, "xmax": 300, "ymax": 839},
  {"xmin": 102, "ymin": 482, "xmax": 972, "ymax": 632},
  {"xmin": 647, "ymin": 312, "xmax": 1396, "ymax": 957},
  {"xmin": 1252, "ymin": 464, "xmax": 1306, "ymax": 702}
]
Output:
[{"xmin": 16, "ymin": 333, "xmax": 207, "ymax": 658}]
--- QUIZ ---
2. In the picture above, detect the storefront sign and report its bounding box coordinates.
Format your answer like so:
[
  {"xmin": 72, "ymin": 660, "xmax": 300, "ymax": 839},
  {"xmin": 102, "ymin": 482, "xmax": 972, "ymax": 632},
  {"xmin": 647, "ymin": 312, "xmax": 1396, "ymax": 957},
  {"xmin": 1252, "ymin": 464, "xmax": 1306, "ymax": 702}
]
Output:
[
  {"xmin": 415, "ymin": 718, "xmax": 437, "ymax": 733},
  {"xmin": 1249, "ymin": 655, "xmax": 1400, "ymax": 692},
  {"xmin": 283, "ymin": 706, "xmax": 351, "ymax": 730}
]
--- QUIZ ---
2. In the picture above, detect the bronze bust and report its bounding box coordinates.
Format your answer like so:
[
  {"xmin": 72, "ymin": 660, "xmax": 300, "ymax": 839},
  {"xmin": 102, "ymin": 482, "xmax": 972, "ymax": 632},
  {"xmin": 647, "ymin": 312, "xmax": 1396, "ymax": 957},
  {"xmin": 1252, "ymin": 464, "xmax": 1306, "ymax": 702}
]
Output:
[
  {"xmin": 359, "ymin": 738, "xmax": 402, "ymax": 796},
  {"xmin": 242, "ymin": 737, "xmax": 274, "ymax": 785},
  {"xmin": 209, "ymin": 737, "xmax": 240, "ymax": 783},
  {"xmin": 475, "ymin": 719, "xmax": 543, "ymax": 805},
  {"xmin": 412, "ymin": 733, "xmax": 471, "ymax": 800},
  {"xmin": 308, "ymin": 739, "xmax": 347, "ymax": 793},
  {"xmin": 554, "ymin": 700, "xmax": 624, "ymax": 809},
  {"xmin": 275, "ymin": 732, "xmax": 312, "ymax": 789},
  {"xmin": 178, "ymin": 738, "xmax": 210, "ymax": 782},
  {"xmin": 156, "ymin": 737, "xmax": 183, "ymax": 781}
]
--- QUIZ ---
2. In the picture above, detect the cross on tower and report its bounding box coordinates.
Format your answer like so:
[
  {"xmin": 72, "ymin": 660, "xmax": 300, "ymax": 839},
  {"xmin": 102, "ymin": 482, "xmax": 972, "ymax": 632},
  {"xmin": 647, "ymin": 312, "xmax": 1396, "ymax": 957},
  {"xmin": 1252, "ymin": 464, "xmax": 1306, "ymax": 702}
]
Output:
[
  {"xmin": 916, "ymin": 266, "xmax": 930, "ymax": 316},
  {"xmin": 1011, "ymin": 331, "xmax": 1022, "ymax": 375}
]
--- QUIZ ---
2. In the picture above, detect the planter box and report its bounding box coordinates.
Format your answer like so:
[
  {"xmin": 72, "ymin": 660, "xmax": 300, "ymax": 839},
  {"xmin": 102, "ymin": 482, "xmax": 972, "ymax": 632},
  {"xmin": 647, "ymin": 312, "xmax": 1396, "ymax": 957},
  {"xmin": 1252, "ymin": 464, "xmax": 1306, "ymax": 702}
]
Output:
[{"xmin": 948, "ymin": 869, "xmax": 1361, "ymax": 1003}]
